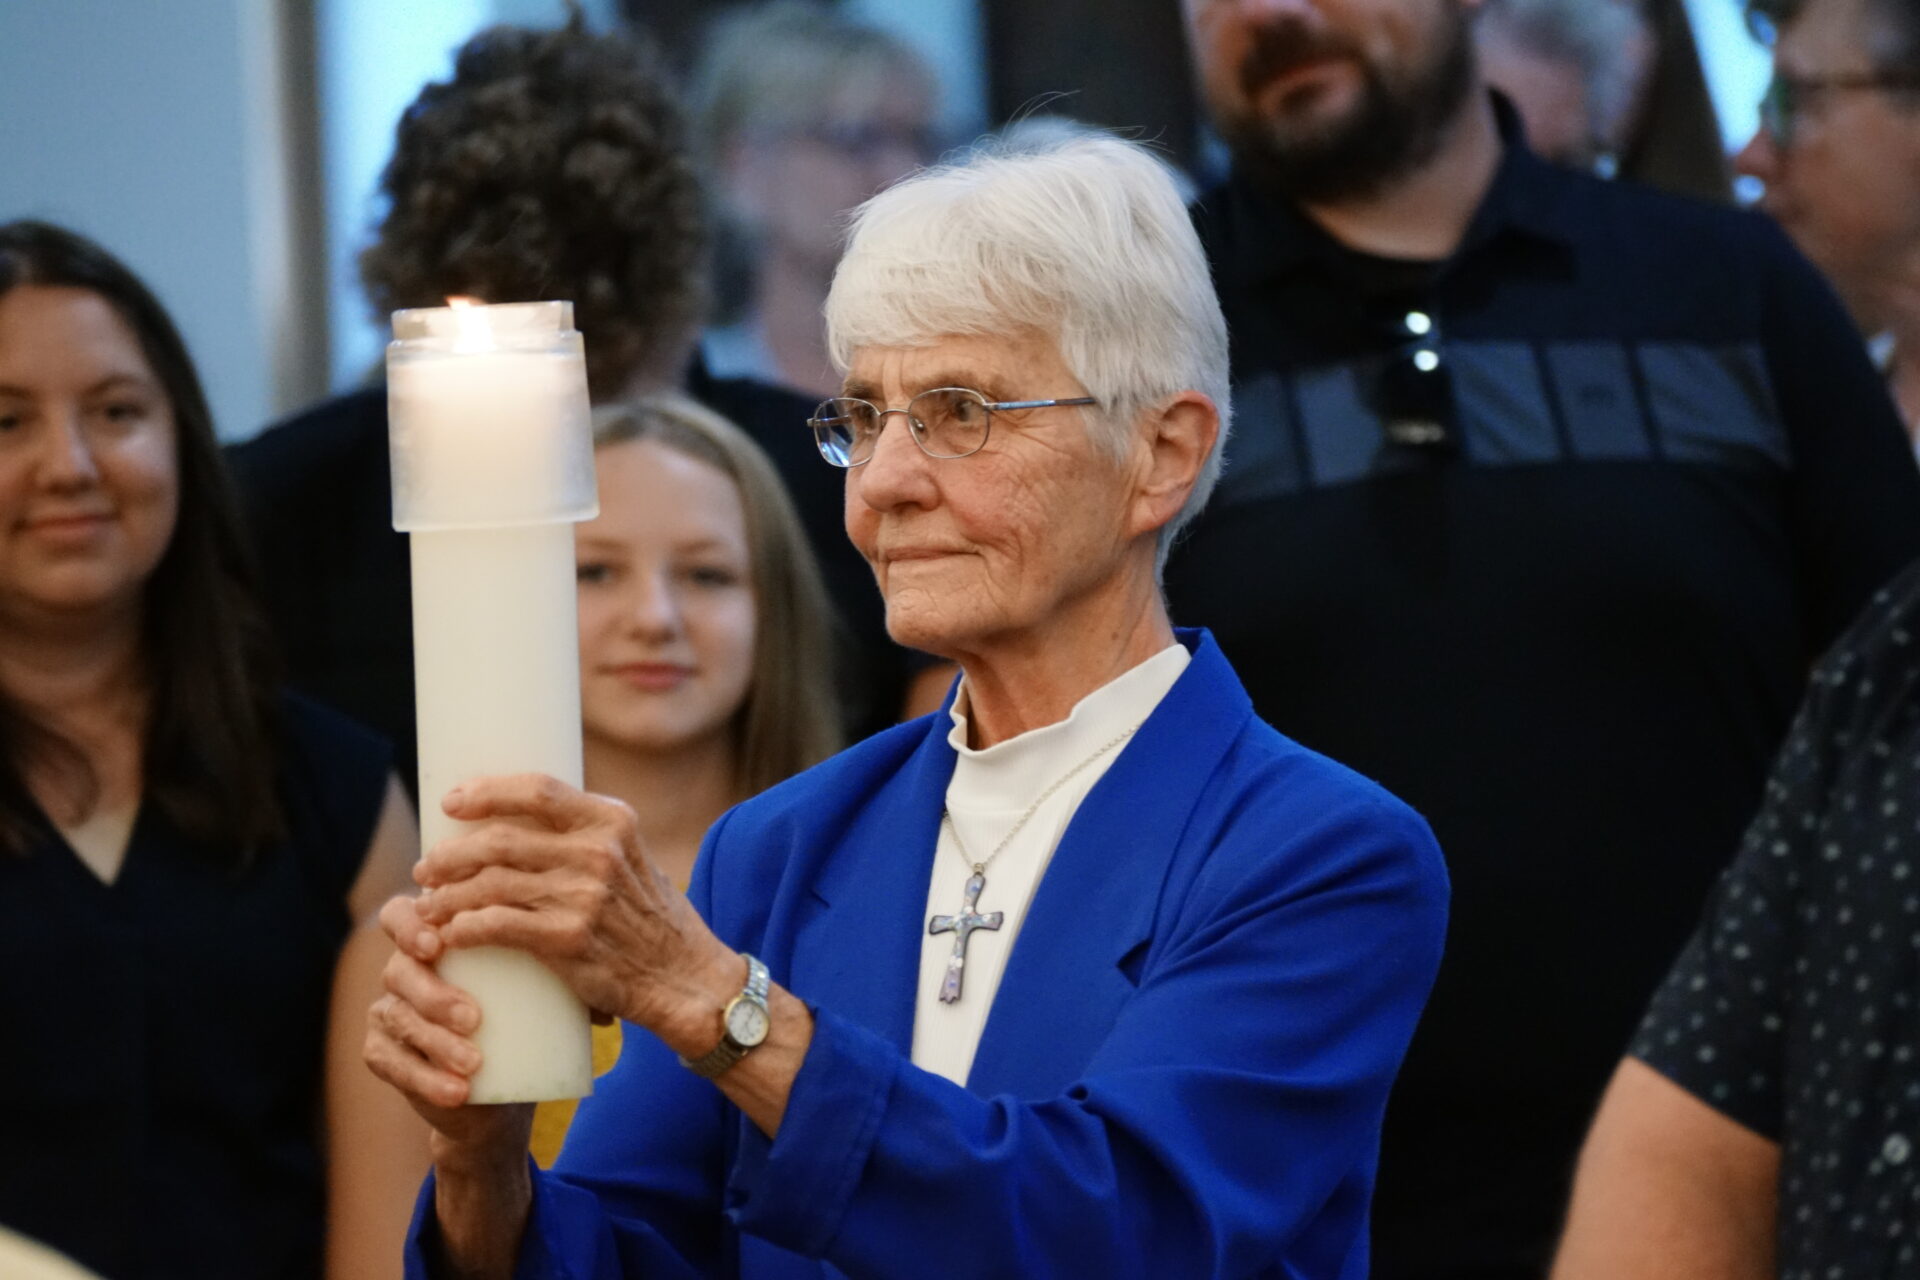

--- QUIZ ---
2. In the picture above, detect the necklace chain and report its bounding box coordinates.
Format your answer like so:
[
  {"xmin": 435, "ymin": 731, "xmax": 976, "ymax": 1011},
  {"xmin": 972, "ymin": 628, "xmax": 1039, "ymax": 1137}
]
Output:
[{"xmin": 942, "ymin": 723, "xmax": 1140, "ymax": 875}]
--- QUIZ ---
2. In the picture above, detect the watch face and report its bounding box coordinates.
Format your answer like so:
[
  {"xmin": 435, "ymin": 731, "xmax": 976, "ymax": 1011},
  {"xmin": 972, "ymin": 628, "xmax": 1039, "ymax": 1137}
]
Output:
[{"xmin": 726, "ymin": 997, "xmax": 770, "ymax": 1048}]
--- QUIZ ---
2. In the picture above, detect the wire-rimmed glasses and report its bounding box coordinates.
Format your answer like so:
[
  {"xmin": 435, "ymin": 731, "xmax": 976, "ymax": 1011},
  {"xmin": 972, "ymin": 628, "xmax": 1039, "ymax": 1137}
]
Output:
[
  {"xmin": 1759, "ymin": 70, "xmax": 1920, "ymax": 145},
  {"xmin": 807, "ymin": 386, "xmax": 1097, "ymax": 467}
]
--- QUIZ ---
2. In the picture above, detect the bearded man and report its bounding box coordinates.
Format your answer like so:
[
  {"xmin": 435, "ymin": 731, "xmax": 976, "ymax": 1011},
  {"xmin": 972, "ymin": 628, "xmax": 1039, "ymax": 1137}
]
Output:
[{"xmin": 1166, "ymin": 2, "xmax": 1920, "ymax": 1276}]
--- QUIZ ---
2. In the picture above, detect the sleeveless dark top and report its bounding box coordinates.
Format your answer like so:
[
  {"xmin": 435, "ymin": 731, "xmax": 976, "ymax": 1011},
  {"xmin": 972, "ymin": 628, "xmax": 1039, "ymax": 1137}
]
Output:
[{"xmin": 0, "ymin": 694, "xmax": 390, "ymax": 1278}]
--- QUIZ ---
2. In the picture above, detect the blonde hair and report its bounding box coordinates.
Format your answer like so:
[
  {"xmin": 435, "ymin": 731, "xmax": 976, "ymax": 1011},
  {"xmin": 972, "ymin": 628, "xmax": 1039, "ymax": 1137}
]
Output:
[{"xmin": 591, "ymin": 394, "xmax": 841, "ymax": 798}]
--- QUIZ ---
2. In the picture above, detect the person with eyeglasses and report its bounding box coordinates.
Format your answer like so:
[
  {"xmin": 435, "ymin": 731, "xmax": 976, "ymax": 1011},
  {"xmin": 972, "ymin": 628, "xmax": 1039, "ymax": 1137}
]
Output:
[
  {"xmin": 364, "ymin": 135, "xmax": 1448, "ymax": 1280},
  {"xmin": 1169, "ymin": 1, "xmax": 1920, "ymax": 1276},
  {"xmin": 689, "ymin": 2, "xmax": 942, "ymax": 404},
  {"xmin": 1736, "ymin": 0, "xmax": 1920, "ymax": 457}
]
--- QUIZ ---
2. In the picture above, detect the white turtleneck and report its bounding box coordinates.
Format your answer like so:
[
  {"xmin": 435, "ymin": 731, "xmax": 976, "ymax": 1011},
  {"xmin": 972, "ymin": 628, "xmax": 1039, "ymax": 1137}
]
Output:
[{"xmin": 910, "ymin": 641, "xmax": 1190, "ymax": 1085}]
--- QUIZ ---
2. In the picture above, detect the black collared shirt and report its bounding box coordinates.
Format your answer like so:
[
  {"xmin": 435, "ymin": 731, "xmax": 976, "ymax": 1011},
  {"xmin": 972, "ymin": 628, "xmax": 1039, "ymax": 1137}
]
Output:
[
  {"xmin": 1635, "ymin": 557, "xmax": 1920, "ymax": 1279},
  {"xmin": 1168, "ymin": 100, "xmax": 1920, "ymax": 1277}
]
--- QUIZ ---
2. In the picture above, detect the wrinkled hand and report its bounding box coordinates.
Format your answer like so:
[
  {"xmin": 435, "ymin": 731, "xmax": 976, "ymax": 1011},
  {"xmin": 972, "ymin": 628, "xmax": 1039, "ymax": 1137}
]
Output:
[
  {"xmin": 408, "ymin": 773, "xmax": 739, "ymax": 1058},
  {"xmin": 365, "ymin": 891, "xmax": 536, "ymax": 1273},
  {"xmin": 363, "ymin": 893, "xmax": 533, "ymax": 1167}
]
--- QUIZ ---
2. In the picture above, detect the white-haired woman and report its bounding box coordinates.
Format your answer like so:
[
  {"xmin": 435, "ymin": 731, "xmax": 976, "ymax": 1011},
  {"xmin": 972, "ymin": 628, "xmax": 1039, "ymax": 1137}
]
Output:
[{"xmin": 366, "ymin": 137, "xmax": 1449, "ymax": 1280}]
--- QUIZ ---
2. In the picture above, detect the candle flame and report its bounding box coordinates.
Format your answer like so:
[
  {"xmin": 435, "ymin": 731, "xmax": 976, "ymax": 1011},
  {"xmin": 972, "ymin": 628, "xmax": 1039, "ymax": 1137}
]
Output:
[{"xmin": 446, "ymin": 296, "xmax": 492, "ymax": 353}]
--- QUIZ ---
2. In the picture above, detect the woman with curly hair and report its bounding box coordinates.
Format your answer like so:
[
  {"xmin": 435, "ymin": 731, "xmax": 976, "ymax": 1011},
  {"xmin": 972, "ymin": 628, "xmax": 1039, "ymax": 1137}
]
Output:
[
  {"xmin": 231, "ymin": 17, "xmax": 709, "ymax": 800},
  {"xmin": 232, "ymin": 15, "xmax": 910, "ymax": 777},
  {"xmin": 357, "ymin": 20, "xmax": 709, "ymax": 401}
]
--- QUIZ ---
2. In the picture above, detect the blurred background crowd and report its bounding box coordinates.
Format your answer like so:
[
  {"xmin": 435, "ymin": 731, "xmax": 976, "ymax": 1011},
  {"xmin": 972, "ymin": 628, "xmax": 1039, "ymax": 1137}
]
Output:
[
  {"xmin": 0, "ymin": 0, "xmax": 1781, "ymax": 449},
  {"xmin": 6, "ymin": 0, "xmax": 1920, "ymax": 1278}
]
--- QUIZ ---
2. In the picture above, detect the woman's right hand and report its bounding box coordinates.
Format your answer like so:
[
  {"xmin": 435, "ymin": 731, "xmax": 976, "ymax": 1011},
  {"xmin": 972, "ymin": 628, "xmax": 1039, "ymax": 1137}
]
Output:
[
  {"xmin": 364, "ymin": 894, "xmax": 533, "ymax": 1162},
  {"xmin": 365, "ymin": 895, "xmax": 536, "ymax": 1277}
]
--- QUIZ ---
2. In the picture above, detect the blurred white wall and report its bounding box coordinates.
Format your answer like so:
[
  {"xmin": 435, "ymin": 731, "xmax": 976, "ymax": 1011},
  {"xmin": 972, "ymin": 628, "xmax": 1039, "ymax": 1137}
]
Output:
[
  {"xmin": 0, "ymin": 0, "xmax": 318, "ymax": 440},
  {"xmin": 1683, "ymin": 0, "xmax": 1773, "ymax": 154}
]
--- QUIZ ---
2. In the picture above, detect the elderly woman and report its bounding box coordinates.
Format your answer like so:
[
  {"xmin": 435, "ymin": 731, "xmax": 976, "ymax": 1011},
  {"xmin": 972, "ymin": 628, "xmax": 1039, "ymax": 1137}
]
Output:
[{"xmin": 369, "ymin": 137, "xmax": 1448, "ymax": 1279}]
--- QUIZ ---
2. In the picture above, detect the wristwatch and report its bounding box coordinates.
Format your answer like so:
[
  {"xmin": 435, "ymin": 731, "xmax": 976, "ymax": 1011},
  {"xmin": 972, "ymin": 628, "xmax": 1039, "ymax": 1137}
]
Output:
[{"xmin": 679, "ymin": 953, "xmax": 771, "ymax": 1078}]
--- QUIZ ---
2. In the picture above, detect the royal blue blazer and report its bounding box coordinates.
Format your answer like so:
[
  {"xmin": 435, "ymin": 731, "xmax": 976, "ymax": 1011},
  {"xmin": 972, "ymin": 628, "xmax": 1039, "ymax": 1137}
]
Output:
[{"xmin": 406, "ymin": 630, "xmax": 1449, "ymax": 1279}]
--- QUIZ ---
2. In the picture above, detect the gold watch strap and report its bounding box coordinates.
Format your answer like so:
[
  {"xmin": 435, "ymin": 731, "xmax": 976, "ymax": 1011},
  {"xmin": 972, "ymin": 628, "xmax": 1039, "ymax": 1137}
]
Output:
[{"xmin": 679, "ymin": 954, "xmax": 770, "ymax": 1079}]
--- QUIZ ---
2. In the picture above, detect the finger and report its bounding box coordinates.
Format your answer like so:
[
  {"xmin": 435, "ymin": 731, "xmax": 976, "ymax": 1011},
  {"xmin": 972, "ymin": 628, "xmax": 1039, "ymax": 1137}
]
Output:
[
  {"xmin": 418, "ymin": 822, "xmax": 616, "ymax": 890},
  {"xmin": 364, "ymin": 1017, "xmax": 471, "ymax": 1112},
  {"xmin": 384, "ymin": 948, "xmax": 480, "ymax": 1035},
  {"xmin": 443, "ymin": 773, "xmax": 632, "ymax": 834},
  {"xmin": 379, "ymin": 893, "xmax": 442, "ymax": 961},
  {"xmin": 437, "ymin": 903, "xmax": 594, "ymax": 962},
  {"xmin": 375, "ymin": 991, "xmax": 483, "ymax": 1079},
  {"xmin": 418, "ymin": 864, "xmax": 566, "ymax": 925}
]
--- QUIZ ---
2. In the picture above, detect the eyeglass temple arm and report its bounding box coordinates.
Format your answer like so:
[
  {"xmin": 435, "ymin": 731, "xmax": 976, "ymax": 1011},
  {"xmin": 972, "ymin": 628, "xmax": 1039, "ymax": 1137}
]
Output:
[{"xmin": 984, "ymin": 396, "xmax": 1098, "ymax": 411}]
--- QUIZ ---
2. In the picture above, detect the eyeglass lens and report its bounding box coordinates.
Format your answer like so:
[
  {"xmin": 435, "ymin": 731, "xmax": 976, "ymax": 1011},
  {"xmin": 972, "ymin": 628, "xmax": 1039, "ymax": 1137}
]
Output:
[
  {"xmin": 810, "ymin": 388, "xmax": 993, "ymax": 466},
  {"xmin": 1761, "ymin": 75, "xmax": 1795, "ymax": 142}
]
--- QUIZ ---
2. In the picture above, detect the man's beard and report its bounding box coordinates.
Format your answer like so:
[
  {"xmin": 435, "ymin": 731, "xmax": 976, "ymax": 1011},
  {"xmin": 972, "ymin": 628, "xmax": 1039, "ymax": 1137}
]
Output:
[{"xmin": 1215, "ymin": 8, "xmax": 1479, "ymax": 206}]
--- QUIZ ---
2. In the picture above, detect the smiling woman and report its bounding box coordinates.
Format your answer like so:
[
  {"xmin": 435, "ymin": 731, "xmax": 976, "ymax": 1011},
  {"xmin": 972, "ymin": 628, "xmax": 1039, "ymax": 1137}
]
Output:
[
  {"xmin": 575, "ymin": 394, "xmax": 841, "ymax": 886},
  {"xmin": 0, "ymin": 221, "xmax": 428, "ymax": 1280},
  {"xmin": 527, "ymin": 393, "xmax": 842, "ymax": 1167}
]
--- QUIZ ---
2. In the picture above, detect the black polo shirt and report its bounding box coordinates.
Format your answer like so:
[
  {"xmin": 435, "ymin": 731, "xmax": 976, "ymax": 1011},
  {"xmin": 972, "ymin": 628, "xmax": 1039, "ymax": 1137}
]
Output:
[
  {"xmin": 1635, "ymin": 556, "xmax": 1920, "ymax": 1279},
  {"xmin": 1167, "ymin": 102, "xmax": 1920, "ymax": 1278}
]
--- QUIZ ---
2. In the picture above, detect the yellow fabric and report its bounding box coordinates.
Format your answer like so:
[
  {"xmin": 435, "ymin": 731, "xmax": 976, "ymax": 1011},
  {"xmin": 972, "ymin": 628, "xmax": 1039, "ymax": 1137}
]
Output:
[
  {"xmin": 525, "ymin": 876, "xmax": 690, "ymax": 1167},
  {"xmin": 529, "ymin": 1020, "xmax": 625, "ymax": 1168}
]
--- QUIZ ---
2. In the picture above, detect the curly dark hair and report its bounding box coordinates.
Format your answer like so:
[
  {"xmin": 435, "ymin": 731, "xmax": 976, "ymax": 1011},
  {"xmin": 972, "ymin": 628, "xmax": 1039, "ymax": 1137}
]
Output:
[{"xmin": 360, "ymin": 18, "xmax": 708, "ymax": 398}]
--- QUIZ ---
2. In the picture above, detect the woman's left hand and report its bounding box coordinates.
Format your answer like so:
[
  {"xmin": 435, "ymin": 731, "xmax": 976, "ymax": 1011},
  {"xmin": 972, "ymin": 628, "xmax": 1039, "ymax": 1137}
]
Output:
[{"xmin": 412, "ymin": 774, "xmax": 740, "ymax": 1056}]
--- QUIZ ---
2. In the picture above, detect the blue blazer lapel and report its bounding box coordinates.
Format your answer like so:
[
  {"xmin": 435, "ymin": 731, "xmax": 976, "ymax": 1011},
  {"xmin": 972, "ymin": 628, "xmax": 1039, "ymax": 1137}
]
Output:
[
  {"xmin": 967, "ymin": 631, "xmax": 1252, "ymax": 1098},
  {"xmin": 789, "ymin": 714, "xmax": 956, "ymax": 1055}
]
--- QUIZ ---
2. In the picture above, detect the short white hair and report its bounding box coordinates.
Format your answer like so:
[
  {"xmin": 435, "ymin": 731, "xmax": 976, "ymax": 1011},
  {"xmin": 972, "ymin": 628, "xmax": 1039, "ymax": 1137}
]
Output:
[{"xmin": 824, "ymin": 134, "xmax": 1232, "ymax": 571}]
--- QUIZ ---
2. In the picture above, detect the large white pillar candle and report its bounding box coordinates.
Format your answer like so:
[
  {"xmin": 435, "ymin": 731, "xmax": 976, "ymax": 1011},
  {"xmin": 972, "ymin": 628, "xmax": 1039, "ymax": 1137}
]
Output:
[{"xmin": 388, "ymin": 300, "xmax": 597, "ymax": 1103}]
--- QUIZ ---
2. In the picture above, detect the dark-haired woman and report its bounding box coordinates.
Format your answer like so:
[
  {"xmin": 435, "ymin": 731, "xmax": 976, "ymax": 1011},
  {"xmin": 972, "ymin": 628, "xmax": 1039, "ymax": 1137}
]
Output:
[{"xmin": 0, "ymin": 220, "xmax": 428, "ymax": 1279}]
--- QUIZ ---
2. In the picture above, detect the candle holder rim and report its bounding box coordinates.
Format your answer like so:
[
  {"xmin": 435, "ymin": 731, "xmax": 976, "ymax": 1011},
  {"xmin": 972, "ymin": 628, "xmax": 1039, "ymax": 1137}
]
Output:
[{"xmin": 390, "ymin": 299, "xmax": 577, "ymax": 343}]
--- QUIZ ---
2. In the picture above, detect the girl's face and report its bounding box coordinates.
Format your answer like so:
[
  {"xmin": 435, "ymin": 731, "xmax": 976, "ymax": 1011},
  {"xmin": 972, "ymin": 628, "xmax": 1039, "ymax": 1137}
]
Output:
[
  {"xmin": 0, "ymin": 285, "xmax": 179, "ymax": 630},
  {"xmin": 576, "ymin": 438, "xmax": 758, "ymax": 760}
]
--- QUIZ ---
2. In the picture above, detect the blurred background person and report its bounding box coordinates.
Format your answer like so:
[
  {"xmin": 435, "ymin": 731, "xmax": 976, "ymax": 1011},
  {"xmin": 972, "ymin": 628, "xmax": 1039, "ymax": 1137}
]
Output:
[
  {"xmin": 1171, "ymin": 0, "xmax": 1920, "ymax": 1274},
  {"xmin": 1476, "ymin": 0, "xmax": 1736, "ymax": 199},
  {"xmin": 1475, "ymin": 0, "xmax": 1653, "ymax": 173},
  {"xmin": 232, "ymin": 17, "xmax": 911, "ymax": 795},
  {"xmin": 528, "ymin": 393, "xmax": 841, "ymax": 1166},
  {"xmin": 689, "ymin": 1, "xmax": 942, "ymax": 401},
  {"xmin": 1736, "ymin": 0, "xmax": 1920, "ymax": 451},
  {"xmin": 0, "ymin": 220, "xmax": 425, "ymax": 1278}
]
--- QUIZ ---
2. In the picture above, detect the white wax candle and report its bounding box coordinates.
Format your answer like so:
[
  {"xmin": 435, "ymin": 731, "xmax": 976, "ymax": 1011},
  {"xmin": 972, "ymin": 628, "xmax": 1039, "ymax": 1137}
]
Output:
[{"xmin": 389, "ymin": 301, "xmax": 597, "ymax": 1103}]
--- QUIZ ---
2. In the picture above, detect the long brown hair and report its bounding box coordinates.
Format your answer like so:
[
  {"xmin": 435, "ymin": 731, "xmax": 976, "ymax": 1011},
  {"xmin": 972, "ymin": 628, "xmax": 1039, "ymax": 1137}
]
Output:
[
  {"xmin": 591, "ymin": 394, "xmax": 841, "ymax": 799},
  {"xmin": 0, "ymin": 221, "xmax": 284, "ymax": 860}
]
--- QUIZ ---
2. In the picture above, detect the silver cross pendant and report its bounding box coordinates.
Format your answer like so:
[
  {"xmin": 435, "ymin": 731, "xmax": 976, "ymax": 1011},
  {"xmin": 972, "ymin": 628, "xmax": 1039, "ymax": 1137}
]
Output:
[{"xmin": 928, "ymin": 868, "xmax": 1004, "ymax": 1004}]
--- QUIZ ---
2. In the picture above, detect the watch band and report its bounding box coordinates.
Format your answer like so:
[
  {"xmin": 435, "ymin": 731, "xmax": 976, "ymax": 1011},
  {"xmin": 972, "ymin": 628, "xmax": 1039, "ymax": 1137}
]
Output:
[{"xmin": 679, "ymin": 953, "xmax": 770, "ymax": 1079}]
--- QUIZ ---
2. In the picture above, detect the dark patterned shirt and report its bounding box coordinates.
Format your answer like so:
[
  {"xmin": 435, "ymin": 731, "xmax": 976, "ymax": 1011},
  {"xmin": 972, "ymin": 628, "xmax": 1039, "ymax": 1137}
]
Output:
[{"xmin": 1635, "ymin": 557, "xmax": 1920, "ymax": 1279}]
